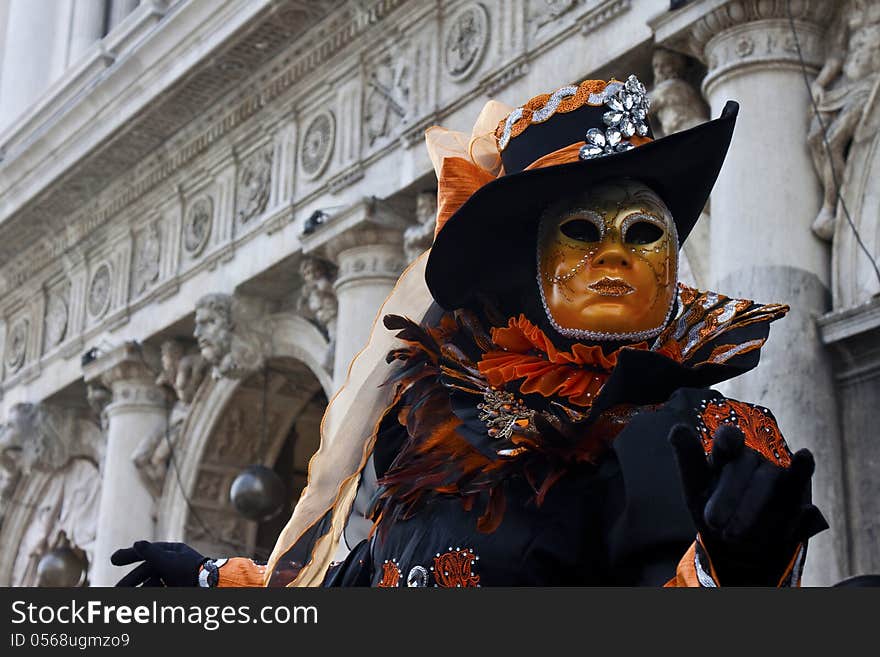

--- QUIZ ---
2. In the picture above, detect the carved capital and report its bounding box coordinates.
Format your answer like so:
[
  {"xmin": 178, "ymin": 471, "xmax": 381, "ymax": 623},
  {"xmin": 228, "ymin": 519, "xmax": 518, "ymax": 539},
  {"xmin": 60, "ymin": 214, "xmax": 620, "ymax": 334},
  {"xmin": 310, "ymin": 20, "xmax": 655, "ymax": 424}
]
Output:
[
  {"xmin": 652, "ymin": 0, "xmax": 834, "ymax": 93},
  {"xmin": 334, "ymin": 241, "xmax": 406, "ymax": 290},
  {"xmin": 82, "ymin": 342, "xmax": 166, "ymax": 409},
  {"xmin": 301, "ymin": 197, "xmax": 407, "ymax": 264}
]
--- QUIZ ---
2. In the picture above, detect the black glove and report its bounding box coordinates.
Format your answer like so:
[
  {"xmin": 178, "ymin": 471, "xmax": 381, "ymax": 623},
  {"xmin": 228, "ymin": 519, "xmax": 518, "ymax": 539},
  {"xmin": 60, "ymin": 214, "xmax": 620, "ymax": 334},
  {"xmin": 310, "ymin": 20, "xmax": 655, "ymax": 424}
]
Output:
[
  {"xmin": 111, "ymin": 541, "xmax": 208, "ymax": 587},
  {"xmin": 669, "ymin": 423, "xmax": 828, "ymax": 585}
]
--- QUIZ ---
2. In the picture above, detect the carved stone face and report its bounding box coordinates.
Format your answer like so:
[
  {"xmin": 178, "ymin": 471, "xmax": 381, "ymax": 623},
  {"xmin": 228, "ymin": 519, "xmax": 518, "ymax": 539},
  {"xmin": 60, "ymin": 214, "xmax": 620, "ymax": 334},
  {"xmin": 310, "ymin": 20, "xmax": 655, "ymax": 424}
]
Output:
[
  {"xmin": 300, "ymin": 258, "xmax": 324, "ymax": 283},
  {"xmin": 194, "ymin": 301, "xmax": 233, "ymax": 366},
  {"xmin": 537, "ymin": 180, "xmax": 678, "ymax": 338},
  {"xmin": 652, "ymin": 48, "xmax": 686, "ymax": 83}
]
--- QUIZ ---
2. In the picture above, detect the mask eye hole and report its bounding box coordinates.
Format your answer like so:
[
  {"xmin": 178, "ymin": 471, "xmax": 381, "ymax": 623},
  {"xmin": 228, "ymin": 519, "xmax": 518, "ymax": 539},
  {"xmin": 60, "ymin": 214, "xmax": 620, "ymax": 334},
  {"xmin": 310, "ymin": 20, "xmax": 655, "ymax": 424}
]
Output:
[
  {"xmin": 559, "ymin": 218, "xmax": 601, "ymax": 242},
  {"xmin": 623, "ymin": 220, "xmax": 664, "ymax": 245}
]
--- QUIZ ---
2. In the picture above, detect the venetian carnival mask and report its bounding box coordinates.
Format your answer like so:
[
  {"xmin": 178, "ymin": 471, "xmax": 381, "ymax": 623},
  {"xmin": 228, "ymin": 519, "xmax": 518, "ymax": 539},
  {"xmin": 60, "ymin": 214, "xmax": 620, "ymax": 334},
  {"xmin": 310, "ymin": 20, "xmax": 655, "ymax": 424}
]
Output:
[{"xmin": 537, "ymin": 179, "xmax": 678, "ymax": 341}]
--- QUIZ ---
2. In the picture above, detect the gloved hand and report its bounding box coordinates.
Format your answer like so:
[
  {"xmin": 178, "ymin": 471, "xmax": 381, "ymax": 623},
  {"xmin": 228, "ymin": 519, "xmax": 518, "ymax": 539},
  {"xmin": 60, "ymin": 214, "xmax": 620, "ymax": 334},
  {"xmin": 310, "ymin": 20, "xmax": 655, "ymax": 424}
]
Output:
[
  {"xmin": 111, "ymin": 541, "xmax": 208, "ymax": 587},
  {"xmin": 669, "ymin": 423, "xmax": 828, "ymax": 585}
]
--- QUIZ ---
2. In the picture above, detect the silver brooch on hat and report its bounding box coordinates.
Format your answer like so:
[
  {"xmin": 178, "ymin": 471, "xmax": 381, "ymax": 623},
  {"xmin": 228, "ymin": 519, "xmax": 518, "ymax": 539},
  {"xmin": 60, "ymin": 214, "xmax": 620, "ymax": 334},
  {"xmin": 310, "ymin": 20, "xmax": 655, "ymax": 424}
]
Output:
[{"xmin": 579, "ymin": 75, "xmax": 650, "ymax": 160}]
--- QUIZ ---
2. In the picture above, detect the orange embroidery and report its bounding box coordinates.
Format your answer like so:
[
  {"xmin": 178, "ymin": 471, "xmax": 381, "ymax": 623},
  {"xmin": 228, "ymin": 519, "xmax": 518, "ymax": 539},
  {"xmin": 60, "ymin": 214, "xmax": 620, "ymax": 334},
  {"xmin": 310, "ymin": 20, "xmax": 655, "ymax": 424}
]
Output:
[
  {"xmin": 697, "ymin": 399, "xmax": 791, "ymax": 467},
  {"xmin": 432, "ymin": 549, "xmax": 480, "ymax": 588},
  {"xmin": 377, "ymin": 560, "xmax": 401, "ymax": 587}
]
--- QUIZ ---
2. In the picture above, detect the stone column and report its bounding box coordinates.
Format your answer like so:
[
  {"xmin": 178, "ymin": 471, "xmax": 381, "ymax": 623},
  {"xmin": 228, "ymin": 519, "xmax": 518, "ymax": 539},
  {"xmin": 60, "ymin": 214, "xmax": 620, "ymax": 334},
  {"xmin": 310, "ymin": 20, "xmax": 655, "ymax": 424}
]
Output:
[
  {"xmin": 107, "ymin": 0, "xmax": 139, "ymax": 31},
  {"xmin": 84, "ymin": 342, "xmax": 167, "ymax": 586},
  {"xmin": 302, "ymin": 198, "xmax": 407, "ymax": 386},
  {"xmin": 68, "ymin": 0, "xmax": 107, "ymax": 63},
  {"xmin": 0, "ymin": 0, "xmax": 58, "ymax": 131},
  {"xmin": 330, "ymin": 235, "xmax": 404, "ymax": 384},
  {"xmin": 654, "ymin": 1, "xmax": 843, "ymax": 585}
]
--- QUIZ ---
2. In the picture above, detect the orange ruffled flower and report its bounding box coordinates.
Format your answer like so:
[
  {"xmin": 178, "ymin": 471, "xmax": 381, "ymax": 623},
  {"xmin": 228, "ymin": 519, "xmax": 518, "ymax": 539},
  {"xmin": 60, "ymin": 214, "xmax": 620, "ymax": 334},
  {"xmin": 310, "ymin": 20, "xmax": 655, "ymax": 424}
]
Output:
[{"xmin": 477, "ymin": 315, "xmax": 650, "ymax": 407}]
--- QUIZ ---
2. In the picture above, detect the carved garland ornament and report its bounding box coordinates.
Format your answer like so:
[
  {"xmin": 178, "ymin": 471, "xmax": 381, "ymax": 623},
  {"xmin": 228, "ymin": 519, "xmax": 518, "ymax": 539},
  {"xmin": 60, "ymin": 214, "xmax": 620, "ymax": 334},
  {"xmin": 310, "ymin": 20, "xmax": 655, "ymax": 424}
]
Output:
[
  {"xmin": 44, "ymin": 285, "xmax": 70, "ymax": 349},
  {"xmin": 132, "ymin": 222, "xmax": 161, "ymax": 297},
  {"xmin": 236, "ymin": 148, "xmax": 273, "ymax": 224}
]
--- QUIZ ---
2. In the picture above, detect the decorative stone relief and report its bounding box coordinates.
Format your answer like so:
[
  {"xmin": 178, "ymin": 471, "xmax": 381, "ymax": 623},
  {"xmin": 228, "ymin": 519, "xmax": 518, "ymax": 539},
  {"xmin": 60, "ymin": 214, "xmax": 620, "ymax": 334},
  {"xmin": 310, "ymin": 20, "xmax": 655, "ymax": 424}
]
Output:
[
  {"xmin": 131, "ymin": 222, "xmax": 161, "ymax": 297},
  {"xmin": 296, "ymin": 257, "xmax": 338, "ymax": 339},
  {"xmin": 0, "ymin": 403, "xmax": 103, "ymax": 586},
  {"xmin": 648, "ymin": 48, "xmax": 709, "ymax": 136},
  {"xmin": 192, "ymin": 470, "xmax": 228, "ymax": 505},
  {"xmin": 808, "ymin": 0, "xmax": 880, "ymax": 241},
  {"xmin": 236, "ymin": 148, "xmax": 273, "ymax": 224},
  {"xmin": 527, "ymin": 0, "xmax": 578, "ymax": 33},
  {"xmin": 403, "ymin": 190, "xmax": 438, "ymax": 262},
  {"xmin": 85, "ymin": 384, "xmax": 112, "ymax": 433},
  {"xmin": 5, "ymin": 318, "xmax": 28, "ymax": 374},
  {"xmin": 300, "ymin": 112, "xmax": 336, "ymax": 180},
  {"xmin": 364, "ymin": 50, "xmax": 411, "ymax": 146},
  {"xmin": 296, "ymin": 257, "xmax": 338, "ymax": 371},
  {"xmin": 87, "ymin": 263, "xmax": 112, "ymax": 319},
  {"xmin": 132, "ymin": 339, "xmax": 208, "ymax": 497},
  {"xmin": 184, "ymin": 508, "xmax": 250, "ymax": 552},
  {"xmin": 444, "ymin": 3, "xmax": 489, "ymax": 80},
  {"xmin": 206, "ymin": 400, "xmax": 282, "ymax": 467},
  {"xmin": 43, "ymin": 283, "xmax": 70, "ymax": 351},
  {"xmin": 184, "ymin": 196, "xmax": 213, "ymax": 256},
  {"xmin": 193, "ymin": 293, "xmax": 272, "ymax": 380}
]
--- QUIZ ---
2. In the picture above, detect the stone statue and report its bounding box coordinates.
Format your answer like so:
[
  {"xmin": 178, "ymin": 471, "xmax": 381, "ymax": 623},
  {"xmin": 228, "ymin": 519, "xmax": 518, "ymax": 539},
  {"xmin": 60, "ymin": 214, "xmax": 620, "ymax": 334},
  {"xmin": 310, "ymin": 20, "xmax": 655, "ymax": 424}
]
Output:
[
  {"xmin": 0, "ymin": 403, "xmax": 103, "ymax": 587},
  {"xmin": 648, "ymin": 47, "xmax": 709, "ymax": 136},
  {"xmin": 402, "ymin": 190, "xmax": 438, "ymax": 262},
  {"xmin": 194, "ymin": 293, "xmax": 271, "ymax": 380},
  {"xmin": 649, "ymin": 48, "xmax": 711, "ymax": 288},
  {"xmin": 132, "ymin": 340, "xmax": 208, "ymax": 497},
  {"xmin": 297, "ymin": 257, "xmax": 338, "ymax": 371},
  {"xmin": 808, "ymin": 0, "xmax": 880, "ymax": 241}
]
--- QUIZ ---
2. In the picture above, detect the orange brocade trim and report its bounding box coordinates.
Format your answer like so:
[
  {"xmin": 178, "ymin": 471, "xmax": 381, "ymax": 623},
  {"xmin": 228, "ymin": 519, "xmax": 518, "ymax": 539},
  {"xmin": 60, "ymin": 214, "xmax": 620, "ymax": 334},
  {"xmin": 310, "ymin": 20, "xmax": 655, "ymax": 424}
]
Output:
[
  {"xmin": 433, "ymin": 549, "xmax": 480, "ymax": 588},
  {"xmin": 377, "ymin": 560, "xmax": 401, "ymax": 587},
  {"xmin": 215, "ymin": 558, "xmax": 267, "ymax": 588},
  {"xmin": 478, "ymin": 314, "xmax": 681, "ymax": 407},
  {"xmin": 697, "ymin": 399, "xmax": 792, "ymax": 467}
]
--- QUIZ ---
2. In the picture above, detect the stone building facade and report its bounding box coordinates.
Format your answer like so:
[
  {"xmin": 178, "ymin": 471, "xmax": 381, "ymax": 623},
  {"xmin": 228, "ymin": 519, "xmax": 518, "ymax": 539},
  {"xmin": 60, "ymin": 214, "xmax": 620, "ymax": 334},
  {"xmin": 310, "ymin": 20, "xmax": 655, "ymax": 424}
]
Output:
[{"xmin": 0, "ymin": 0, "xmax": 877, "ymax": 587}]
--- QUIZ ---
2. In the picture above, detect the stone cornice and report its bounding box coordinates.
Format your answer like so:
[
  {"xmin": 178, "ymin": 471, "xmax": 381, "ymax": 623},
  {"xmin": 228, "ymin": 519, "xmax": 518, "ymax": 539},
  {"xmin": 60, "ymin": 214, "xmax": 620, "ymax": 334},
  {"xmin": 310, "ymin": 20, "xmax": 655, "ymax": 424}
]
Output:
[
  {"xmin": 0, "ymin": 0, "xmax": 407, "ymax": 296},
  {"xmin": 818, "ymin": 297, "xmax": 880, "ymax": 347}
]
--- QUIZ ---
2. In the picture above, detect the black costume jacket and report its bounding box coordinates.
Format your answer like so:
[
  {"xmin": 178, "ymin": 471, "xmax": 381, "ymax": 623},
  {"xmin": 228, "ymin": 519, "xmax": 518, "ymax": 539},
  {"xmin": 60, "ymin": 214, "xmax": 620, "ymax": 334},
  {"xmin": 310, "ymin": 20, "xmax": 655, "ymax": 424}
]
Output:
[{"xmin": 320, "ymin": 285, "xmax": 803, "ymax": 588}]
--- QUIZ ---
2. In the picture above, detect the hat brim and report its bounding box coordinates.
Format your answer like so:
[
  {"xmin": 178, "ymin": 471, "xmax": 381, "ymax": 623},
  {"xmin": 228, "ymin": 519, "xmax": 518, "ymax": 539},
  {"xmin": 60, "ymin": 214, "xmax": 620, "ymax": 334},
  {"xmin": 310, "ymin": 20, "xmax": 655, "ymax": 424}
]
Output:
[{"xmin": 426, "ymin": 101, "xmax": 739, "ymax": 311}]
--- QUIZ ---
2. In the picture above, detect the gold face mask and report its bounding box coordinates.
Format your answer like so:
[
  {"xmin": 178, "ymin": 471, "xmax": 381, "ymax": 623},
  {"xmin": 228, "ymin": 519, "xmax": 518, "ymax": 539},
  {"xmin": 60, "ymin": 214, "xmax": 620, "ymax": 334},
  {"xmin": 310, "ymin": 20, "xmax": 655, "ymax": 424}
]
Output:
[{"xmin": 536, "ymin": 179, "xmax": 678, "ymax": 341}]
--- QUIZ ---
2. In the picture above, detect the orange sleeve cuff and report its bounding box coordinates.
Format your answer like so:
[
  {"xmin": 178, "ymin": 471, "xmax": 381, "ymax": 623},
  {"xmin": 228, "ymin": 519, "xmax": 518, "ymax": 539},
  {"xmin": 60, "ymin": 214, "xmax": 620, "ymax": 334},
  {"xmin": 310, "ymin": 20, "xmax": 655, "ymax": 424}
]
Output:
[
  {"xmin": 201, "ymin": 557, "xmax": 267, "ymax": 588},
  {"xmin": 664, "ymin": 539, "xmax": 807, "ymax": 588}
]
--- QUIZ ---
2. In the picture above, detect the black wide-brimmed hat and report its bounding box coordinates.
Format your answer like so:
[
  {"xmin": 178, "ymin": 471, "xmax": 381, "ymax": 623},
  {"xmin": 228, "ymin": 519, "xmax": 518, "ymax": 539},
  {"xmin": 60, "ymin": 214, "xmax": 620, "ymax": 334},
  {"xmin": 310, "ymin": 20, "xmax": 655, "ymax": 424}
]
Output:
[{"xmin": 425, "ymin": 75, "xmax": 738, "ymax": 311}]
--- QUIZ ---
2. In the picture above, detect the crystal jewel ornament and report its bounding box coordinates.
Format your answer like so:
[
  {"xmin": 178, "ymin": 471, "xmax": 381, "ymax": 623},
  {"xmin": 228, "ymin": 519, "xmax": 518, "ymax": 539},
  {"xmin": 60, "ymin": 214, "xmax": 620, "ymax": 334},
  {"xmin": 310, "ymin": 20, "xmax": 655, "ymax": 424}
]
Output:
[{"xmin": 579, "ymin": 74, "xmax": 650, "ymax": 160}]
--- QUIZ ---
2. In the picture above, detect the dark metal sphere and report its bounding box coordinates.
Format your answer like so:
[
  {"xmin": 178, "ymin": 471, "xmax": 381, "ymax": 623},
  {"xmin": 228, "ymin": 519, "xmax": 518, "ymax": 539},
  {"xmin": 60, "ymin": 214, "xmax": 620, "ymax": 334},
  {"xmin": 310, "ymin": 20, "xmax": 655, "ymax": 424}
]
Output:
[
  {"xmin": 229, "ymin": 464, "xmax": 286, "ymax": 522},
  {"xmin": 36, "ymin": 544, "xmax": 88, "ymax": 587}
]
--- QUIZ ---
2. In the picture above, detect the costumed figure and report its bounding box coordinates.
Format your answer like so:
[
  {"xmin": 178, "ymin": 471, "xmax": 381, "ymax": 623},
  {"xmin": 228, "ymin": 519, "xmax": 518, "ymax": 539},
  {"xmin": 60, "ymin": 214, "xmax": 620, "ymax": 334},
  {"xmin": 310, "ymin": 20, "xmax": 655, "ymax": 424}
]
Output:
[{"xmin": 113, "ymin": 74, "xmax": 827, "ymax": 588}]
